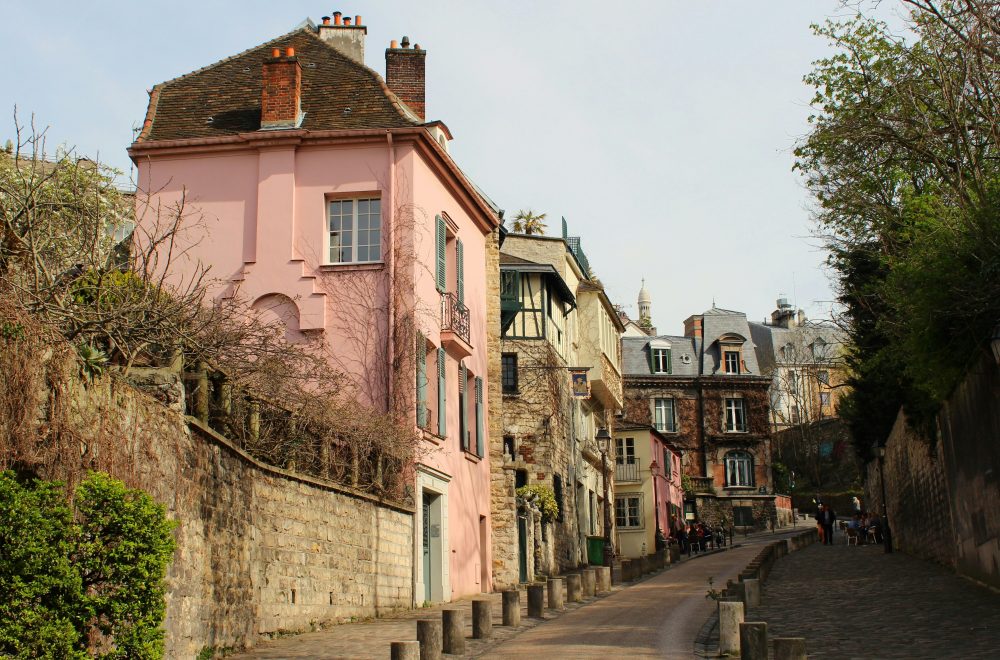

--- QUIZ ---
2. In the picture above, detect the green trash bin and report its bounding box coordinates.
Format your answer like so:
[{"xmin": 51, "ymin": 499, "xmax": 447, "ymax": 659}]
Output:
[{"xmin": 587, "ymin": 536, "xmax": 605, "ymax": 565}]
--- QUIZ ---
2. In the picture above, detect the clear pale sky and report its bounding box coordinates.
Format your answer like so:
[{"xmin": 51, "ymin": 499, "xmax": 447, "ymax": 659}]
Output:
[{"xmin": 1, "ymin": 1, "xmax": 905, "ymax": 334}]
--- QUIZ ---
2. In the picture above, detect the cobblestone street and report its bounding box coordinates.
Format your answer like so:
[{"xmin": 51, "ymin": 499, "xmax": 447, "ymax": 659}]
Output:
[{"xmin": 753, "ymin": 541, "xmax": 1000, "ymax": 658}]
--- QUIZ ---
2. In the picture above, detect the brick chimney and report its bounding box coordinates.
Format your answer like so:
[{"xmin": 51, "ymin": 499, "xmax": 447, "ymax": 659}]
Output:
[
  {"xmin": 317, "ymin": 11, "xmax": 367, "ymax": 65},
  {"xmin": 385, "ymin": 36, "xmax": 426, "ymax": 121},
  {"xmin": 261, "ymin": 47, "xmax": 302, "ymax": 130},
  {"xmin": 683, "ymin": 314, "xmax": 703, "ymax": 339}
]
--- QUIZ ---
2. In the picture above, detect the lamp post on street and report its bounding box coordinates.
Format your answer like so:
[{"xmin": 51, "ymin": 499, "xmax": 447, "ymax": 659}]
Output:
[
  {"xmin": 650, "ymin": 459, "xmax": 665, "ymax": 551},
  {"xmin": 876, "ymin": 445, "xmax": 893, "ymax": 554},
  {"xmin": 597, "ymin": 427, "xmax": 613, "ymax": 566}
]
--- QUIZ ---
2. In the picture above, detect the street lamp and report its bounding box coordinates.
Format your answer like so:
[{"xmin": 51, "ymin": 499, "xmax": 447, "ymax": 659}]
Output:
[
  {"xmin": 875, "ymin": 445, "xmax": 893, "ymax": 554},
  {"xmin": 596, "ymin": 427, "xmax": 613, "ymax": 566},
  {"xmin": 650, "ymin": 459, "xmax": 665, "ymax": 551}
]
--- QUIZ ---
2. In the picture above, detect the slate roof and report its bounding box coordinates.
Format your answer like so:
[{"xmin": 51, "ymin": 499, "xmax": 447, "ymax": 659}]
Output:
[
  {"xmin": 748, "ymin": 320, "xmax": 846, "ymax": 373},
  {"xmin": 138, "ymin": 26, "xmax": 420, "ymax": 143},
  {"xmin": 622, "ymin": 335, "xmax": 701, "ymax": 377},
  {"xmin": 700, "ymin": 308, "xmax": 762, "ymax": 375}
]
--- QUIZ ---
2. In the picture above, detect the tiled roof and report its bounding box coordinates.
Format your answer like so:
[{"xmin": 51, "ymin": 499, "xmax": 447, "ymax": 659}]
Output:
[{"xmin": 139, "ymin": 27, "xmax": 419, "ymax": 143}]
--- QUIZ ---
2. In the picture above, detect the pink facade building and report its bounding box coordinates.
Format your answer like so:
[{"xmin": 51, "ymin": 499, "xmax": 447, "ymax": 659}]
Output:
[{"xmin": 130, "ymin": 14, "xmax": 500, "ymax": 602}]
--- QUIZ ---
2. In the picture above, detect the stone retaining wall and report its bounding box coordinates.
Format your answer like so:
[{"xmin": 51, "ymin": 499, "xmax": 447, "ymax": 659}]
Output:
[
  {"xmin": 9, "ymin": 346, "xmax": 414, "ymax": 657},
  {"xmin": 866, "ymin": 348, "xmax": 1000, "ymax": 589}
]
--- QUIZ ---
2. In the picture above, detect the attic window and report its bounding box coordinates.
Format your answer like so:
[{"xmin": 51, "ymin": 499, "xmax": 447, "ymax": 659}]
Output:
[{"xmin": 648, "ymin": 341, "xmax": 672, "ymax": 374}]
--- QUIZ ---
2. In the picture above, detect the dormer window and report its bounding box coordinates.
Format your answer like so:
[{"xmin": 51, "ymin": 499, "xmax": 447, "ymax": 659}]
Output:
[
  {"xmin": 648, "ymin": 341, "xmax": 672, "ymax": 374},
  {"xmin": 717, "ymin": 333, "xmax": 748, "ymax": 375}
]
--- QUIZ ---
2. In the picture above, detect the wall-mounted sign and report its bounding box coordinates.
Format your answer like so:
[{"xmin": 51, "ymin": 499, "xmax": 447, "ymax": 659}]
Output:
[{"xmin": 570, "ymin": 370, "xmax": 590, "ymax": 399}]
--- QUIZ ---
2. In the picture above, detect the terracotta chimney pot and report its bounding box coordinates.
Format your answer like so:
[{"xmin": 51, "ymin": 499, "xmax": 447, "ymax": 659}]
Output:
[
  {"xmin": 322, "ymin": 16, "xmax": 330, "ymax": 25},
  {"xmin": 343, "ymin": 17, "xmax": 351, "ymax": 25},
  {"xmin": 271, "ymin": 47, "xmax": 281, "ymax": 58},
  {"xmin": 333, "ymin": 11, "xmax": 342, "ymax": 25},
  {"xmin": 286, "ymin": 47, "xmax": 295, "ymax": 57},
  {"xmin": 355, "ymin": 15, "xmax": 362, "ymax": 25}
]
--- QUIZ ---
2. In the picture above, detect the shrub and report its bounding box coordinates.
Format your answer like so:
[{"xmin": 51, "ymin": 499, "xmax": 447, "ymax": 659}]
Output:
[{"xmin": 0, "ymin": 471, "xmax": 176, "ymax": 659}]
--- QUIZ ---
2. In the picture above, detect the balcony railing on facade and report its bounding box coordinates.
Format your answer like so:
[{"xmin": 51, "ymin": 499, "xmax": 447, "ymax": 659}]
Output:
[
  {"xmin": 441, "ymin": 292, "xmax": 472, "ymax": 358},
  {"xmin": 615, "ymin": 460, "xmax": 640, "ymax": 483}
]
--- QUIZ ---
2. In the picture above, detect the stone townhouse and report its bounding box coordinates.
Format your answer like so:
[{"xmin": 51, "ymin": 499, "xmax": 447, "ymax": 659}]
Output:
[
  {"xmin": 491, "ymin": 223, "xmax": 625, "ymax": 586},
  {"xmin": 622, "ymin": 304, "xmax": 776, "ymax": 530},
  {"xmin": 129, "ymin": 12, "xmax": 502, "ymax": 604},
  {"xmin": 749, "ymin": 295, "xmax": 848, "ymax": 431}
]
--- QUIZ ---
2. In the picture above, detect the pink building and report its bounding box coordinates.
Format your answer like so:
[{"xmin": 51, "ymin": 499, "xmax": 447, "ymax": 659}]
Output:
[{"xmin": 129, "ymin": 14, "xmax": 500, "ymax": 602}]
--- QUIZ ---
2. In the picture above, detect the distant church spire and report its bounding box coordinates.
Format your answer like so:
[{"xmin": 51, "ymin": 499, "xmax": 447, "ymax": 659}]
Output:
[{"xmin": 637, "ymin": 278, "xmax": 651, "ymax": 322}]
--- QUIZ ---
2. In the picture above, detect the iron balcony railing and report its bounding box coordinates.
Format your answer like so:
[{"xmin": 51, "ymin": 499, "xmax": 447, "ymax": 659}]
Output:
[
  {"xmin": 615, "ymin": 460, "xmax": 640, "ymax": 483},
  {"xmin": 441, "ymin": 292, "xmax": 471, "ymax": 346}
]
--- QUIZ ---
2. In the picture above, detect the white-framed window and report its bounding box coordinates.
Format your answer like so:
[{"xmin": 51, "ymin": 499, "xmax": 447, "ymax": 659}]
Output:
[
  {"xmin": 725, "ymin": 397, "xmax": 748, "ymax": 433},
  {"xmin": 615, "ymin": 437, "xmax": 636, "ymax": 465},
  {"xmin": 820, "ymin": 392, "xmax": 831, "ymax": 408},
  {"xmin": 788, "ymin": 370, "xmax": 798, "ymax": 393},
  {"xmin": 652, "ymin": 348, "xmax": 671, "ymax": 373},
  {"xmin": 327, "ymin": 197, "xmax": 381, "ymax": 263},
  {"xmin": 654, "ymin": 398, "xmax": 677, "ymax": 433},
  {"xmin": 615, "ymin": 494, "xmax": 642, "ymax": 529},
  {"xmin": 725, "ymin": 451, "xmax": 754, "ymax": 487},
  {"xmin": 724, "ymin": 350, "xmax": 740, "ymax": 374},
  {"xmin": 817, "ymin": 370, "xmax": 830, "ymax": 385}
]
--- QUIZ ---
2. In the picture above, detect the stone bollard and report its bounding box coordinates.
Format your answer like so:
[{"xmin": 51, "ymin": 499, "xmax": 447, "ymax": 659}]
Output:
[
  {"xmin": 416, "ymin": 619, "xmax": 442, "ymax": 660},
  {"xmin": 773, "ymin": 637, "xmax": 807, "ymax": 660},
  {"xmin": 441, "ymin": 609, "xmax": 465, "ymax": 655},
  {"xmin": 730, "ymin": 581, "xmax": 748, "ymax": 609},
  {"xmin": 596, "ymin": 566, "xmax": 611, "ymax": 593},
  {"xmin": 739, "ymin": 622, "xmax": 768, "ymax": 660},
  {"xmin": 566, "ymin": 574, "xmax": 583, "ymax": 602},
  {"xmin": 547, "ymin": 577, "xmax": 565, "ymax": 610},
  {"xmin": 718, "ymin": 600, "xmax": 745, "ymax": 656},
  {"xmin": 472, "ymin": 599, "xmax": 492, "ymax": 639},
  {"xmin": 390, "ymin": 640, "xmax": 421, "ymax": 660},
  {"xmin": 502, "ymin": 590, "xmax": 520, "ymax": 627},
  {"xmin": 582, "ymin": 568, "xmax": 596, "ymax": 597},
  {"xmin": 743, "ymin": 578, "xmax": 761, "ymax": 608},
  {"xmin": 527, "ymin": 584, "xmax": 545, "ymax": 617}
]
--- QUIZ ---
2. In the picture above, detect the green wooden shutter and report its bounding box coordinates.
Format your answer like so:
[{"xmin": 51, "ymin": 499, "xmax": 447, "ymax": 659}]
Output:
[
  {"xmin": 648, "ymin": 345, "xmax": 655, "ymax": 373},
  {"xmin": 666, "ymin": 349, "xmax": 672, "ymax": 374},
  {"xmin": 437, "ymin": 348, "xmax": 447, "ymax": 436},
  {"xmin": 416, "ymin": 333, "xmax": 427, "ymax": 427},
  {"xmin": 459, "ymin": 362, "xmax": 468, "ymax": 451},
  {"xmin": 435, "ymin": 216, "xmax": 446, "ymax": 292},
  {"xmin": 456, "ymin": 238, "xmax": 464, "ymax": 304},
  {"xmin": 475, "ymin": 377, "xmax": 484, "ymax": 457}
]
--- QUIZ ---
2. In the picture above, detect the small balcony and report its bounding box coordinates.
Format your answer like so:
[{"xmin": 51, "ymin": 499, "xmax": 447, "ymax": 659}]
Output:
[
  {"xmin": 441, "ymin": 292, "xmax": 472, "ymax": 359},
  {"xmin": 615, "ymin": 460, "xmax": 640, "ymax": 483}
]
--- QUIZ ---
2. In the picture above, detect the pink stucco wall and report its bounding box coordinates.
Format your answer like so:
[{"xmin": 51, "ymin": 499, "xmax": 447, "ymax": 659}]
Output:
[{"xmin": 134, "ymin": 131, "xmax": 493, "ymax": 599}]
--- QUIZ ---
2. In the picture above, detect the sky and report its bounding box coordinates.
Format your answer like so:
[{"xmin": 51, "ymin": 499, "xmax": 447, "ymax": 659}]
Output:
[{"xmin": 1, "ymin": 1, "xmax": 908, "ymax": 334}]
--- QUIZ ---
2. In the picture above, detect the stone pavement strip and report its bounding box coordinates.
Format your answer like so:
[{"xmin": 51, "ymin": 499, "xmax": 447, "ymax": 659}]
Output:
[
  {"xmin": 751, "ymin": 542, "xmax": 1000, "ymax": 659},
  {"xmin": 228, "ymin": 530, "xmax": 799, "ymax": 660}
]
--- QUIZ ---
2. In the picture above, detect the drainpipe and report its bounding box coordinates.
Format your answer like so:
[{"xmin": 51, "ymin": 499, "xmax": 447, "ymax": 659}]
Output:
[{"xmin": 386, "ymin": 131, "xmax": 396, "ymax": 415}]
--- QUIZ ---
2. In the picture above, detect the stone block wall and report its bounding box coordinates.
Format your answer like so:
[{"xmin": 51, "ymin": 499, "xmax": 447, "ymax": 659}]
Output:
[
  {"xmin": 867, "ymin": 348, "xmax": 1000, "ymax": 589},
  {"xmin": 7, "ymin": 345, "xmax": 414, "ymax": 657}
]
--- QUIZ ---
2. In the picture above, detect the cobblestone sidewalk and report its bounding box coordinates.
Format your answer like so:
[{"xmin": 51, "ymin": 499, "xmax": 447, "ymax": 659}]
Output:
[{"xmin": 751, "ymin": 542, "xmax": 1000, "ymax": 658}]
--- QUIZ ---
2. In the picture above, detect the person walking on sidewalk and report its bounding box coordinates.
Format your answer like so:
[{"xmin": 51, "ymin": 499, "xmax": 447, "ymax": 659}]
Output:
[{"xmin": 817, "ymin": 504, "xmax": 837, "ymax": 545}]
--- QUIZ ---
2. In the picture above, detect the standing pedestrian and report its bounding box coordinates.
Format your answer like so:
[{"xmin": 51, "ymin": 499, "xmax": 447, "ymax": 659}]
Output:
[
  {"xmin": 852, "ymin": 495, "xmax": 861, "ymax": 514},
  {"xmin": 817, "ymin": 504, "xmax": 837, "ymax": 545}
]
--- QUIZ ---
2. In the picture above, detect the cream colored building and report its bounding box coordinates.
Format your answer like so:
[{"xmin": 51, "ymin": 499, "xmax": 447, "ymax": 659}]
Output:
[
  {"xmin": 612, "ymin": 424, "xmax": 683, "ymax": 559},
  {"xmin": 492, "ymin": 224, "xmax": 624, "ymax": 584}
]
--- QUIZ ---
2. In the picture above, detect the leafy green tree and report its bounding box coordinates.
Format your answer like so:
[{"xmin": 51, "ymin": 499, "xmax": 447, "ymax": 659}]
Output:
[
  {"xmin": 0, "ymin": 472, "xmax": 176, "ymax": 659},
  {"xmin": 796, "ymin": 3, "xmax": 1000, "ymax": 457},
  {"xmin": 74, "ymin": 473, "xmax": 176, "ymax": 659},
  {"xmin": 0, "ymin": 472, "xmax": 85, "ymax": 658}
]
